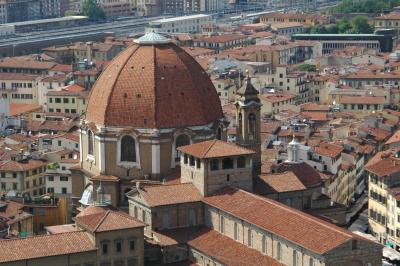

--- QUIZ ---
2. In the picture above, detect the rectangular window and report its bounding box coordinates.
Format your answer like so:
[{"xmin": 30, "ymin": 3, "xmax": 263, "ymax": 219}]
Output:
[
  {"xmin": 60, "ymin": 176, "xmax": 68, "ymax": 181},
  {"xmin": 12, "ymin": 183, "xmax": 17, "ymax": 190},
  {"xmin": 1, "ymin": 183, "xmax": 5, "ymax": 190},
  {"xmin": 47, "ymin": 187, "xmax": 54, "ymax": 193},
  {"xmin": 102, "ymin": 243, "xmax": 108, "ymax": 255},
  {"xmin": 48, "ymin": 176, "xmax": 54, "ymax": 181},
  {"xmin": 116, "ymin": 242, "xmax": 122, "ymax": 253},
  {"xmin": 234, "ymin": 222, "xmax": 238, "ymax": 240},
  {"xmin": 62, "ymin": 187, "xmax": 67, "ymax": 194},
  {"xmin": 58, "ymin": 140, "xmax": 62, "ymax": 146},
  {"xmin": 220, "ymin": 216, "xmax": 225, "ymax": 234},
  {"xmin": 63, "ymin": 98, "xmax": 69, "ymax": 103},
  {"xmin": 129, "ymin": 240, "xmax": 135, "ymax": 250},
  {"xmin": 55, "ymin": 98, "xmax": 61, "ymax": 103},
  {"xmin": 12, "ymin": 172, "xmax": 17, "ymax": 178},
  {"xmin": 71, "ymin": 109, "xmax": 76, "ymax": 113},
  {"xmin": 0, "ymin": 172, "xmax": 4, "ymax": 178},
  {"xmin": 247, "ymin": 229, "xmax": 252, "ymax": 247},
  {"xmin": 262, "ymin": 235, "xmax": 267, "ymax": 254},
  {"xmin": 26, "ymin": 181, "xmax": 29, "ymax": 188}
]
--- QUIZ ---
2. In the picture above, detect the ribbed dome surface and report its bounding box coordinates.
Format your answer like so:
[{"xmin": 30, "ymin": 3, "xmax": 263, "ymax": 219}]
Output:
[{"xmin": 85, "ymin": 37, "xmax": 223, "ymax": 129}]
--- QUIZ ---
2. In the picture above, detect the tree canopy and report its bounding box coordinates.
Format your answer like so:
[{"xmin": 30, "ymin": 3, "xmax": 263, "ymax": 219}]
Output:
[
  {"xmin": 295, "ymin": 64, "xmax": 317, "ymax": 72},
  {"xmin": 82, "ymin": 0, "xmax": 105, "ymax": 21},
  {"xmin": 309, "ymin": 16, "xmax": 373, "ymax": 34},
  {"xmin": 330, "ymin": 0, "xmax": 400, "ymax": 14}
]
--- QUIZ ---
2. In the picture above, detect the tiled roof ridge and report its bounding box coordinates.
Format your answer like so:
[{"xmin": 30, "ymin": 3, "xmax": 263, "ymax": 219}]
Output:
[
  {"xmin": 174, "ymin": 45, "xmax": 213, "ymax": 126},
  {"xmin": 240, "ymin": 188, "xmax": 355, "ymax": 238},
  {"xmin": 93, "ymin": 210, "xmax": 110, "ymax": 232},
  {"xmin": 104, "ymin": 45, "xmax": 141, "ymax": 126},
  {"xmin": 212, "ymin": 187, "xmax": 356, "ymax": 248},
  {"xmin": 202, "ymin": 139, "xmax": 218, "ymax": 158},
  {"xmin": 152, "ymin": 44, "xmax": 158, "ymax": 128},
  {"xmin": 2, "ymin": 230, "xmax": 85, "ymax": 242}
]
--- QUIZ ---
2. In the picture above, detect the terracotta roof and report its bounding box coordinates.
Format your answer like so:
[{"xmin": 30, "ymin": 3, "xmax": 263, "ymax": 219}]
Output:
[
  {"xmin": 153, "ymin": 227, "xmax": 202, "ymax": 247},
  {"xmin": 85, "ymin": 42, "xmax": 223, "ymax": 129},
  {"xmin": 194, "ymin": 34, "xmax": 247, "ymax": 43},
  {"xmin": 0, "ymin": 159, "xmax": 46, "ymax": 171},
  {"xmin": 0, "ymin": 58, "xmax": 56, "ymax": 70},
  {"xmin": 50, "ymin": 64, "xmax": 72, "ymax": 73},
  {"xmin": 300, "ymin": 102, "xmax": 330, "ymax": 112},
  {"xmin": 9, "ymin": 103, "xmax": 42, "ymax": 116},
  {"xmin": 314, "ymin": 142, "xmax": 343, "ymax": 158},
  {"xmin": 360, "ymin": 127, "xmax": 392, "ymax": 141},
  {"xmin": 260, "ymin": 93, "xmax": 295, "ymax": 103},
  {"xmin": 257, "ymin": 172, "xmax": 306, "ymax": 193},
  {"xmin": 386, "ymin": 129, "xmax": 400, "ymax": 145},
  {"xmin": 376, "ymin": 12, "xmax": 400, "ymax": 20},
  {"xmin": 74, "ymin": 209, "xmax": 144, "ymax": 232},
  {"xmin": 342, "ymin": 72, "xmax": 400, "ymax": 79},
  {"xmin": 365, "ymin": 154, "xmax": 400, "ymax": 177},
  {"xmin": 134, "ymin": 183, "xmax": 202, "ymax": 207},
  {"xmin": 301, "ymin": 111, "xmax": 328, "ymax": 121},
  {"xmin": 271, "ymin": 22, "xmax": 304, "ymax": 29},
  {"xmin": 203, "ymin": 187, "xmax": 375, "ymax": 255},
  {"xmin": 45, "ymin": 224, "xmax": 78, "ymax": 234},
  {"xmin": 0, "ymin": 73, "xmax": 38, "ymax": 81},
  {"xmin": 188, "ymin": 228, "xmax": 283, "ymax": 266},
  {"xmin": 177, "ymin": 140, "xmax": 255, "ymax": 159},
  {"xmin": 0, "ymin": 231, "xmax": 96, "ymax": 263},
  {"xmin": 90, "ymin": 174, "xmax": 120, "ymax": 182},
  {"xmin": 340, "ymin": 96, "xmax": 384, "ymax": 105}
]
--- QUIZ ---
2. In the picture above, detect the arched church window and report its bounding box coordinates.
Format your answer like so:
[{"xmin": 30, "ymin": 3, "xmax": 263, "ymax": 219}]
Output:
[
  {"xmin": 222, "ymin": 158, "xmax": 234, "ymax": 169},
  {"xmin": 121, "ymin": 135, "xmax": 136, "ymax": 162},
  {"xmin": 88, "ymin": 130, "xmax": 94, "ymax": 155},
  {"xmin": 175, "ymin": 134, "xmax": 190, "ymax": 162},
  {"xmin": 237, "ymin": 156, "xmax": 246, "ymax": 168},
  {"xmin": 248, "ymin": 113, "xmax": 256, "ymax": 139}
]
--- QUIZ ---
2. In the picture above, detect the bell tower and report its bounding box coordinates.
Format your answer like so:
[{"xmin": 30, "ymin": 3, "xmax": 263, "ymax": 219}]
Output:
[{"xmin": 235, "ymin": 71, "xmax": 262, "ymax": 175}]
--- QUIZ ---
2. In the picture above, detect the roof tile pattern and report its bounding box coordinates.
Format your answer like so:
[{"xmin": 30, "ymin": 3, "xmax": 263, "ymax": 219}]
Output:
[
  {"xmin": 74, "ymin": 208, "xmax": 144, "ymax": 232},
  {"xmin": 0, "ymin": 231, "xmax": 96, "ymax": 262},
  {"xmin": 137, "ymin": 183, "xmax": 202, "ymax": 207},
  {"xmin": 203, "ymin": 187, "xmax": 368, "ymax": 254},
  {"xmin": 188, "ymin": 228, "xmax": 283, "ymax": 266},
  {"xmin": 86, "ymin": 42, "xmax": 223, "ymax": 129},
  {"xmin": 177, "ymin": 140, "xmax": 255, "ymax": 158}
]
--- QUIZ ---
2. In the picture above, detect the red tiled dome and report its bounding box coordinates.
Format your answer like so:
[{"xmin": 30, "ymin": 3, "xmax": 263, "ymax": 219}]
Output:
[{"xmin": 85, "ymin": 34, "xmax": 223, "ymax": 129}]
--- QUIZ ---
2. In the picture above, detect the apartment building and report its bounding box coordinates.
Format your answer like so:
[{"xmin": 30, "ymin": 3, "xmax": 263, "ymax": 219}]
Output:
[
  {"xmin": 366, "ymin": 149, "xmax": 400, "ymax": 246},
  {"xmin": 340, "ymin": 72, "xmax": 400, "ymax": 88},
  {"xmin": 193, "ymin": 34, "xmax": 251, "ymax": 52},
  {"xmin": 260, "ymin": 92, "xmax": 296, "ymax": 116},
  {"xmin": 375, "ymin": 12, "xmax": 400, "ymax": 38},
  {"xmin": 268, "ymin": 66, "xmax": 311, "ymax": 103},
  {"xmin": 0, "ymin": 73, "xmax": 39, "ymax": 105},
  {"xmin": 46, "ymin": 84, "xmax": 88, "ymax": 115},
  {"xmin": 0, "ymin": 157, "xmax": 47, "ymax": 197}
]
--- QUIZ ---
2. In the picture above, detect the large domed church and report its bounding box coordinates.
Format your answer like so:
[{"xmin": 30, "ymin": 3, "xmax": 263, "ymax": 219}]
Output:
[{"xmin": 73, "ymin": 32, "xmax": 233, "ymax": 207}]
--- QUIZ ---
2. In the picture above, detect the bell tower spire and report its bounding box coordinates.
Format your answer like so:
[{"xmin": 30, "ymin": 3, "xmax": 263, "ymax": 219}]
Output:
[{"xmin": 235, "ymin": 70, "xmax": 262, "ymax": 175}]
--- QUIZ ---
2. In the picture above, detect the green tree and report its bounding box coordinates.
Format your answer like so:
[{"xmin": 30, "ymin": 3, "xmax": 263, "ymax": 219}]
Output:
[
  {"xmin": 311, "ymin": 24, "xmax": 327, "ymax": 34},
  {"xmin": 295, "ymin": 64, "xmax": 317, "ymax": 72},
  {"xmin": 326, "ymin": 24, "xmax": 339, "ymax": 34},
  {"xmin": 337, "ymin": 18, "xmax": 351, "ymax": 33},
  {"xmin": 351, "ymin": 16, "xmax": 374, "ymax": 33},
  {"xmin": 82, "ymin": 0, "xmax": 105, "ymax": 21}
]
